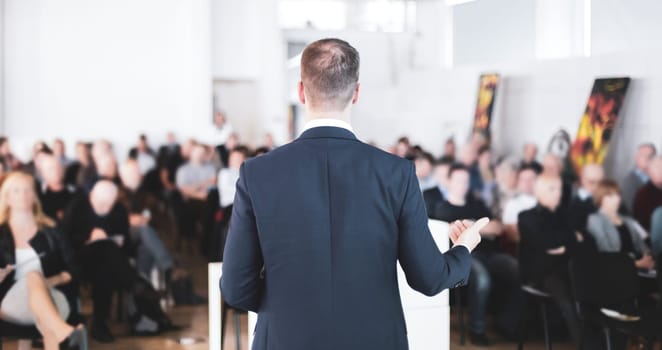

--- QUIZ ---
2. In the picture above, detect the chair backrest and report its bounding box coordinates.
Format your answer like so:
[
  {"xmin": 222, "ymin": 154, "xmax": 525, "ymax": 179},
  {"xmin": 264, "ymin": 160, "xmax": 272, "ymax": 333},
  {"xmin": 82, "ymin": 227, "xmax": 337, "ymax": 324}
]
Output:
[{"xmin": 568, "ymin": 252, "xmax": 639, "ymax": 308}]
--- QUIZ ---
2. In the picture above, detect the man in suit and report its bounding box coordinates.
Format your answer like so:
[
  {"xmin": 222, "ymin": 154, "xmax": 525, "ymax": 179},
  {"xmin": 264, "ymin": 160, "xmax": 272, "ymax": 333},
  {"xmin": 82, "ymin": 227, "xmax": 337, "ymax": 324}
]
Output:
[
  {"xmin": 221, "ymin": 38, "xmax": 485, "ymax": 350},
  {"xmin": 622, "ymin": 143, "xmax": 656, "ymax": 213}
]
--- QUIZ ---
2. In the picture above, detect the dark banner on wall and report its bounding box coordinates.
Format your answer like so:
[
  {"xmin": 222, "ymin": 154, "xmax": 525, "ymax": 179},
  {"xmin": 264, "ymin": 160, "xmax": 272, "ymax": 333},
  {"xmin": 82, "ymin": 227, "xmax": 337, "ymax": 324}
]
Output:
[
  {"xmin": 570, "ymin": 77, "xmax": 631, "ymax": 174},
  {"xmin": 472, "ymin": 73, "xmax": 499, "ymax": 144}
]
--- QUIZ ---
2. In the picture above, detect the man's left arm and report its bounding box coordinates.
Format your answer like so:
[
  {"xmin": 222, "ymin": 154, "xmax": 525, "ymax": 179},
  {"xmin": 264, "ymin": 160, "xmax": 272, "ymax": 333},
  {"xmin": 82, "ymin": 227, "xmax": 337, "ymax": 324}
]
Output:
[{"xmin": 220, "ymin": 164, "xmax": 264, "ymax": 312}]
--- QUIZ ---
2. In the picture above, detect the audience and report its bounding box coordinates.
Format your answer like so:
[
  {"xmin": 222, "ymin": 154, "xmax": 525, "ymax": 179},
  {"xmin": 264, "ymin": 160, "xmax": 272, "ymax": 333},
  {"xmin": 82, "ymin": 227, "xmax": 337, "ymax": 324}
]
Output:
[
  {"xmin": 0, "ymin": 172, "xmax": 86, "ymax": 350},
  {"xmin": 156, "ymin": 132, "xmax": 184, "ymax": 198},
  {"xmin": 0, "ymin": 137, "xmax": 22, "ymax": 171},
  {"xmin": 621, "ymin": 143, "xmax": 656, "ymax": 213},
  {"xmin": 518, "ymin": 175, "xmax": 585, "ymax": 346},
  {"xmin": 440, "ymin": 137, "xmax": 456, "ymax": 162},
  {"xmin": 52, "ymin": 138, "xmax": 73, "ymax": 167},
  {"xmin": 0, "ymin": 125, "xmax": 656, "ymax": 347},
  {"xmin": 587, "ymin": 180, "xmax": 653, "ymax": 269},
  {"xmin": 432, "ymin": 164, "xmax": 520, "ymax": 345},
  {"xmin": 60, "ymin": 181, "xmax": 173, "ymax": 342},
  {"xmin": 175, "ymin": 143, "xmax": 216, "ymax": 246},
  {"xmin": 567, "ymin": 163, "xmax": 604, "ymax": 244},
  {"xmin": 414, "ymin": 152, "xmax": 435, "ymax": 191},
  {"xmin": 633, "ymin": 156, "xmax": 662, "ymax": 231},
  {"xmin": 202, "ymin": 111, "xmax": 234, "ymax": 148},
  {"xmin": 216, "ymin": 132, "xmax": 239, "ymax": 168},
  {"xmin": 483, "ymin": 156, "xmax": 517, "ymax": 218},
  {"xmin": 458, "ymin": 144, "xmax": 484, "ymax": 197},
  {"xmin": 65, "ymin": 142, "xmax": 95, "ymax": 188},
  {"xmin": 541, "ymin": 153, "xmax": 572, "ymax": 207},
  {"xmin": 501, "ymin": 165, "xmax": 538, "ymax": 243},
  {"xmin": 422, "ymin": 159, "xmax": 452, "ymax": 216},
  {"xmin": 129, "ymin": 134, "xmax": 157, "ymax": 175},
  {"xmin": 520, "ymin": 142, "xmax": 542, "ymax": 174},
  {"xmin": 38, "ymin": 154, "xmax": 80, "ymax": 223}
]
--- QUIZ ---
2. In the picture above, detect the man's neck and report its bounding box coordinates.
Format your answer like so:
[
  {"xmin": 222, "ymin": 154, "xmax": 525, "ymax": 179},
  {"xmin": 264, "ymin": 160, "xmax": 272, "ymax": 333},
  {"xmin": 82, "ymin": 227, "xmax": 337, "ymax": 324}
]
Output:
[
  {"xmin": 48, "ymin": 182, "xmax": 64, "ymax": 192},
  {"xmin": 305, "ymin": 104, "xmax": 352, "ymax": 122}
]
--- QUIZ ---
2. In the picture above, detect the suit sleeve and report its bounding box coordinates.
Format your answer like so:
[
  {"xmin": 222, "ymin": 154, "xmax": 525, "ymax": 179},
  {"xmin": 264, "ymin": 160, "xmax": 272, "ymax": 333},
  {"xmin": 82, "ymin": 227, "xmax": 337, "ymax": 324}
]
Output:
[
  {"xmin": 397, "ymin": 163, "xmax": 472, "ymax": 296},
  {"xmin": 220, "ymin": 164, "xmax": 264, "ymax": 312}
]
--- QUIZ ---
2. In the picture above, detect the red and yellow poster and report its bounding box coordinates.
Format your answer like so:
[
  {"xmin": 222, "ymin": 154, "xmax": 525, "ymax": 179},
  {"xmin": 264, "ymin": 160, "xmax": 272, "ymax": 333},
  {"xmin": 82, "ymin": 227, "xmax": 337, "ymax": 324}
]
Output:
[
  {"xmin": 472, "ymin": 74, "xmax": 499, "ymax": 144},
  {"xmin": 570, "ymin": 77, "xmax": 630, "ymax": 174}
]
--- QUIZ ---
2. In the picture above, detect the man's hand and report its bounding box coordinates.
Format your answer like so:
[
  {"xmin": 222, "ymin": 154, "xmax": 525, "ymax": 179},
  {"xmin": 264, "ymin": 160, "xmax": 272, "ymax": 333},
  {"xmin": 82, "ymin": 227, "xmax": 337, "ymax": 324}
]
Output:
[
  {"xmin": 450, "ymin": 217, "xmax": 489, "ymax": 253},
  {"xmin": 88, "ymin": 228, "xmax": 108, "ymax": 243},
  {"xmin": 546, "ymin": 246, "xmax": 566, "ymax": 255},
  {"xmin": 635, "ymin": 254, "xmax": 655, "ymax": 270}
]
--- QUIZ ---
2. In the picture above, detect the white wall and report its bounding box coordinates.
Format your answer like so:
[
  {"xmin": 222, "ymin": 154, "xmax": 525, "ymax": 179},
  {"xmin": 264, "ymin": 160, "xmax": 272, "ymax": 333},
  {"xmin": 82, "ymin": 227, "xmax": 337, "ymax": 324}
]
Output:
[
  {"xmin": 346, "ymin": 48, "xmax": 662, "ymax": 182},
  {"xmin": 452, "ymin": 0, "xmax": 536, "ymax": 65},
  {"xmin": 211, "ymin": 0, "xmax": 287, "ymax": 146},
  {"xmin": 3, "ymin": 0, "xmax": 212, "ymax": 160},
  {"xmin": 591, "ymin": 0, "xmax": 662, "ymax": 56}
]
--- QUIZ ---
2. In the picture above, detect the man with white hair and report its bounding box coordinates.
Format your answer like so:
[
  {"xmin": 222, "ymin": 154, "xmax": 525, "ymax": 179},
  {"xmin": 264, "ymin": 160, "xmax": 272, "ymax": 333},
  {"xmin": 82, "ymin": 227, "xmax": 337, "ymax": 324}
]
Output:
[{"xmin": 61, "ymin": 180, "xmax": 175, "ymax": 342}]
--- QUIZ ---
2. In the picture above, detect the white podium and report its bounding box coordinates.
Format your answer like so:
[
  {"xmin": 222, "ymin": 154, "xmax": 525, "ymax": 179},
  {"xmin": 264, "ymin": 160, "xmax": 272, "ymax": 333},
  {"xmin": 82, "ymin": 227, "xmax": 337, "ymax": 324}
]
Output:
[
  {"xmin": 397, "ymin": 219, "xmax": 450, "ymax": 350},
  {"xmin": 209, "ymin": 219, "xmax": 450, "ymax": 350}
]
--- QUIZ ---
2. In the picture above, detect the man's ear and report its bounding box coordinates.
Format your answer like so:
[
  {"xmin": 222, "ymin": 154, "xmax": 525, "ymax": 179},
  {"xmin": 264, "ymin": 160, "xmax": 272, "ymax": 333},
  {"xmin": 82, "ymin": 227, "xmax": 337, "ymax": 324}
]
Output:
[
  {"xmin": 298, "ymin": 81, "xmax": 306, "ymax": 105},
  {"xmin": 351, "ymin": 83, "xmax": 361, "ymax": 104}
]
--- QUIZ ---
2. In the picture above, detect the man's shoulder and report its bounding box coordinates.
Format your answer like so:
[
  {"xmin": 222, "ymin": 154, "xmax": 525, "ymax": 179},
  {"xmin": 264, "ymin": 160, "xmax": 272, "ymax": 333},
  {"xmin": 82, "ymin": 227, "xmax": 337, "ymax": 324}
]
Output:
[{"xmin": 243, "ymin": 138, "xmax": 411, "ymax": 172}]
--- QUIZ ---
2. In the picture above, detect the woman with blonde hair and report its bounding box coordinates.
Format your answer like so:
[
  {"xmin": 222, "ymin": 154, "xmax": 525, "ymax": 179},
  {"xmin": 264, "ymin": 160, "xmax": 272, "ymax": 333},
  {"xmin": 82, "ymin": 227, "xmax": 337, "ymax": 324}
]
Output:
[{"xmin": 0, "ymin": 172, "xmax": 86, "ymax": 350}]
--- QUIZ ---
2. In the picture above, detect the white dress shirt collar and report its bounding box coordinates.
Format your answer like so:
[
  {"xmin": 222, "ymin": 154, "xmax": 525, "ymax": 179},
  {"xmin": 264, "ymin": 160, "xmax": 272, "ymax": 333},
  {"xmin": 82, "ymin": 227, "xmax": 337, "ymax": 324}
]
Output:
[{"xmin": 300, "ymin": 118, "xmax": 354, "ymax": 136}]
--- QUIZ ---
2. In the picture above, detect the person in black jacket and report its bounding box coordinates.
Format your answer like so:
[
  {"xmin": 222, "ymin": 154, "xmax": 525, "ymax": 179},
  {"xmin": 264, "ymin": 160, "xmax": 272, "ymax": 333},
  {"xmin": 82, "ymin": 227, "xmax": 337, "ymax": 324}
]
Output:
[
  {"xmin": 0, "ymin": 172, "xmax": 86, "ymax": 350},
  {"xmin": 60, "ymin": 180, "xmax": 174, "ymax": 343},
  {"xmin": 518, "ymin": 175, "xmax": 584, "ymax": 345}
]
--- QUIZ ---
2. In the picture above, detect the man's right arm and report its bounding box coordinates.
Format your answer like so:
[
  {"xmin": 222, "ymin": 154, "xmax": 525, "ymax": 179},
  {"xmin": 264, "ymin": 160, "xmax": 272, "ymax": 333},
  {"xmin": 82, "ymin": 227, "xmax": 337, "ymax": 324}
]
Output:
[{"xmin": 397, "ymin": 163, "xmax": 473, "ymax": 296}]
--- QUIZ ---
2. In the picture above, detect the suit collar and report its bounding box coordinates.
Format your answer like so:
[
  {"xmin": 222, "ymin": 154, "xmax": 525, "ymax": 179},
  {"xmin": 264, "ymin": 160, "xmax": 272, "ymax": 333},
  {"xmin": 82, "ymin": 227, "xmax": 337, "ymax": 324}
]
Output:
[{"xmin": 297, "ymin": 126, "xmax": 358, "ymax": 141}]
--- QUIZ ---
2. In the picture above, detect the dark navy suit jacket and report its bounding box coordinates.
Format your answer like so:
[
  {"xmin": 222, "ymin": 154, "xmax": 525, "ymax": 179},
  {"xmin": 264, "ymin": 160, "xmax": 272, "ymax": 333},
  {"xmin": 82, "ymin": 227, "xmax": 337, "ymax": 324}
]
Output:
[{"xmin": 221, "ymin": 126, "xmax": 472, "ymax": 350}]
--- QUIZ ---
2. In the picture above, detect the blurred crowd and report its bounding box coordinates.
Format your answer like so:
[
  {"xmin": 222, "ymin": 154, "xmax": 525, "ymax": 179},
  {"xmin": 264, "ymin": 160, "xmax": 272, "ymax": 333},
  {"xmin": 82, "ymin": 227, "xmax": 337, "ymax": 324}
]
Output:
[{"xmin": 0, "ymin": 110, "xmax": 660, "ymax": 349}]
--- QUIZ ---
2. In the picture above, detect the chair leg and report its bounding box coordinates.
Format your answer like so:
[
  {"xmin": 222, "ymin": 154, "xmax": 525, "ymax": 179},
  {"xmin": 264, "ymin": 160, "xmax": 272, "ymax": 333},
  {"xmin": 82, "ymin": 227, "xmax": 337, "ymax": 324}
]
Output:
[
  {"xmin": 577, "ymin": 320, "xmax": 585, "ymax": 350},
  {"xmin": 517, "ymin": 295, "xmax": 529, "ymax": 350},
  {"xmin": 455, "ymin": 291, "xmax": 465, "ymax": 345},
  {"xmin": 603, "ymin": 328, "xmax": 612, "ymax": 350},
  {"xmin": 233, "ymin": 311, "xmax": 241, "ymax": 350},
  {"xmin": 540, "ymin": 302, "xmax": 552, "ymax": 350}
]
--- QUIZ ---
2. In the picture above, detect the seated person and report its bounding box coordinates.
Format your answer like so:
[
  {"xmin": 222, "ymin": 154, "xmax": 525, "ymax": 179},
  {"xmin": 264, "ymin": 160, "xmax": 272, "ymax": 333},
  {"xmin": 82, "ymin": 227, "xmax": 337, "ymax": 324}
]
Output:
[
  {"xmin": 414, "ymin": 151, "xmax": 435, "ymax": 191},
  {"xmin": 432, "ymin": 164, "xmax": 521, "ymax": 345},
  {"xmin": 520, "ymin": 142, "xmax": 543, "ymax": 174},
  {"xmin": 620, "ymin": 143, "xmax": 656, "ymax": 214},
  {"xmin": 118, "ymin": 160, "xmax": 205, "ymax": 305},
  {"xmin": 175, "ymin": 143, "xmax": 217, "ymax": 242},
  {"xmin": 501, "ymin": 165, "xmax": 538, "ymax": 243},
  {"xmin": 84, "ymin": 152, "xmax": 121, "ymax": 191},
  {"xmin": 128, "ymin": 134, "xmax": 156, "ymax": 175},
  {"xmin": 587, "ymin": 180, "xmax": 654, "ymax": 270},
  {"xmin": 60, "ymin": 181, "xmax": 174, "ymax": 343},
  {"xmin": 0, "ymin": 172, "xmax": 86, "ymax": 350},
  {"xmin": 422, "ymin": 159, "xmax": 452, "ymax": 217},
  {"xmin": 213, "ymin": 146, "xmax": 250, "ymax": 261},
  {"xmin": 518, "ymin": 175, "xmax": 584, "ymax": 346},
  {"xmin": 634, "ymin": 156, "xmax": 662, "ymax": 231},
  {"xmin": 38, "ymin": 154, "xmax": 81, "ymax": 223},
  {"xmin": 485, "ymin": 158, "xmax": 518, "ymax": 221},
  {"xmin": 568, "ymin": 164, "xmax": 604, "ymax": 237}
]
